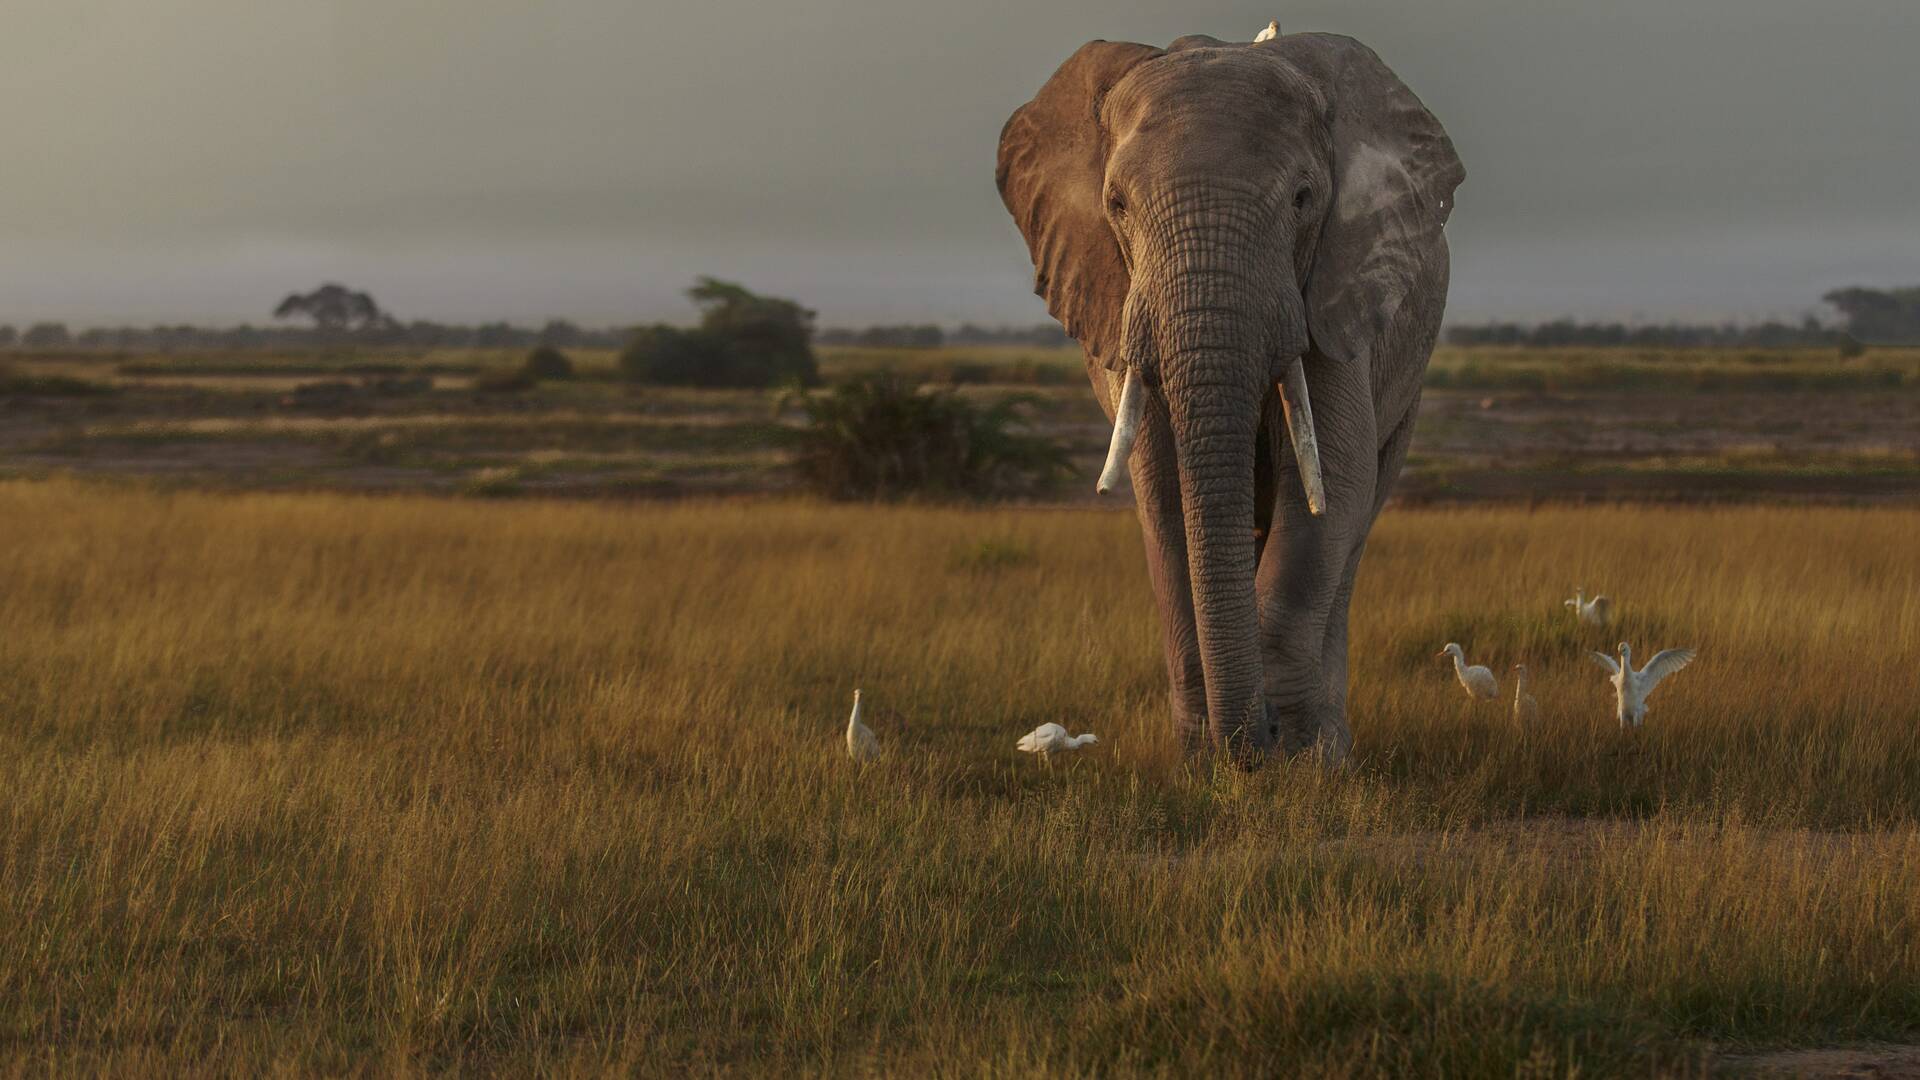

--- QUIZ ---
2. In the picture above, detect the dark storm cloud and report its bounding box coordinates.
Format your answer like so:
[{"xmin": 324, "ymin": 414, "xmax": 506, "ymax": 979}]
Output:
[{"xmin": 1, "ymin": 0, "xmax": 1915, "ymax": 324}]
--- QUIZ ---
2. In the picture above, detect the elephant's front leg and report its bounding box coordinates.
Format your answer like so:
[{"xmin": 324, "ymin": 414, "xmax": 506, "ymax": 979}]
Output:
[
  {"xmin": 1255, "ymin": 355, "xmax": 1377, "ymax": 759},
  {"xmin": 1106, "ymin": 371, "xmax": 1209, "ymax": 749},
  {"xmin": 1317, "ymin": 404, "xmax": 1423, "ymax": 755}
]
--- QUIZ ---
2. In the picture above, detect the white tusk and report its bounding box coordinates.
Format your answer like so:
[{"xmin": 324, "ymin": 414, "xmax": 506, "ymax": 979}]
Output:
[
  {"xmin": 1277, "ymin": 360, "xmax": 1326, "ymax": 516},
  {"xmin": 1096, "ymin": 368, "xmax": 1146, "ymax": 494}
]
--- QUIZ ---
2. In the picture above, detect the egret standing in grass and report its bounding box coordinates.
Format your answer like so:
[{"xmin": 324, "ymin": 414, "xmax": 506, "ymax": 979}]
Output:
[
  {"xmin": 1437, "ymin": 643, "xmax": 1499, "ymax": 702},
  {"xmin": 1017, "ymin": 723, "xmax": 1098, "ymax": 763},
  {"xmin": 846, "ymin": 689, "xmax": 880, "ymax": 762},
  {"xmin": 1591, "ymin": 642, "xmax": 1695, "ymax": 728},
  {"xmin": 1565, "ymin": 588, "xmax": 1611, "ymax": 628},
  {"xmin": 1511, "ymin": 664, "xmax": 1540, "ymax": 726}
]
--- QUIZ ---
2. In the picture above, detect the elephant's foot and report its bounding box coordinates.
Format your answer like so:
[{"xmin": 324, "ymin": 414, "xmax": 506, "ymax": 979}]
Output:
[
  {"xmin": 1314, "ymin": 710, "xmax": 1353, "ymax": 768},
  {"xmin": 1264, "ymin": 695, "xmax": 1350, "ymax": 766},
  {"xmin": 1169, "ymin": 692, "xmax": 1210, "ymax": 755}
]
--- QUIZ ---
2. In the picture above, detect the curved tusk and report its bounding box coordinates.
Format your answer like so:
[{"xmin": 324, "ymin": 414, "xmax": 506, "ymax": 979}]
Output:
[
  {"xmin": 1096, "ymin": 368, "xmax": 1146, "ymax": 494},
  {"xmin": 1277, "ymin": 360, "xmax": 1326, "ymax": 516}
]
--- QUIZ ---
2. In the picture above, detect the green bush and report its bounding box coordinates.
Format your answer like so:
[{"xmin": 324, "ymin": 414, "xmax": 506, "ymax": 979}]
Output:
[
  {"xmin": 621, "ymin": 278, "xmax": 820, "ymax": 388},
  {"xmin": 784, "ymin": 375, "xmax": 1070, "ymax": 500},
  {"xmin": 522, "ymin": 345, "xmax": 574, "ymax": 381}
]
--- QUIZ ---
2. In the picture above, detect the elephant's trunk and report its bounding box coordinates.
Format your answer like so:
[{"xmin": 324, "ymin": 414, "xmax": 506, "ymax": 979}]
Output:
[
  {"xmin": 1136, "ymin": 189, "xmax": 1309, "ymax": 757},
  {"xmin": 1163, "ymin": 339, "xmax": 1269, "ymax": 756}
]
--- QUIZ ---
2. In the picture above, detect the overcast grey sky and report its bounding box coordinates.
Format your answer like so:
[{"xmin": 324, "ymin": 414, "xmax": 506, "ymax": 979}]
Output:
[{"xmin": 2, "ymin": 0, "xmax": 1915, "ymax": 327}]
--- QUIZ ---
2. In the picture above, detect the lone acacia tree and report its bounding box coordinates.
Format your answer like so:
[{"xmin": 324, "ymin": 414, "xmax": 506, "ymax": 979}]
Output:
[
  {"xmin": 1824, "ymin": 286, "xmax": 1920, "ymax": 345},
  {"xmin": 273, "ymin": 284, "xmax": 387, "ymax": 333},
  {"xmin": 620, "ymin": 277, "xmax": 820, "ymax": 387}
]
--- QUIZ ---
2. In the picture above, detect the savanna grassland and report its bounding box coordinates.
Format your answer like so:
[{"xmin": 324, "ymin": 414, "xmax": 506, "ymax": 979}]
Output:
[{"xmin": 2, "ymin": 478, "xmax": 1918, "ymax": 1076}]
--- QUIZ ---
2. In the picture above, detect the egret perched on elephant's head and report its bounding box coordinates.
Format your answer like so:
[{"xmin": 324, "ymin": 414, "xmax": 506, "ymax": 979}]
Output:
[{"xmin": 997, "ymin": 32, "xmax": 1464, "ymax": 763}]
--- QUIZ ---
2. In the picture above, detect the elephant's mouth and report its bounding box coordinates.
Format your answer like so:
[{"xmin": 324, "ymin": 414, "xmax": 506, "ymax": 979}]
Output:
[{"xmin": 1096, "ymin": 358, "xmax": 1325, "ymax": 515}]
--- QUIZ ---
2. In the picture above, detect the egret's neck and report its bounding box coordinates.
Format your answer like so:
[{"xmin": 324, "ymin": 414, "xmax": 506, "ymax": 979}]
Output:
[
  {"xmin": 848, "ymin": 697, "xmax": 862, "ymax": 730},
  {"xmin": 1451, "ymin": 653, "xmax": 1469, "ymax": 678},
  {"xmin": 1069, "ymin": 734, "xmax": 1095, "ymax": 749},
  {"xmin": 1514, "ymin": 668, "xmax": 1528, "ymax": 693}
]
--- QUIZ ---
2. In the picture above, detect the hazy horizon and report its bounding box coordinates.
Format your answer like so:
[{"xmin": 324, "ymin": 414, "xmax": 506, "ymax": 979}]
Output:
[{"xmin": 3, "ymin": 0, "xmax": 1916, "ymax": 329}]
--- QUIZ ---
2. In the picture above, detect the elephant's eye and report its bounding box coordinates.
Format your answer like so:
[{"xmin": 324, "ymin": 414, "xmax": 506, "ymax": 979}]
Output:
[
  {"xmin": 1293, "ymin": 185, "xmax": 1311, "ymax": 210},
  {"xmin": 1106, "ymin": 192, "xmax": 1127, "ymax": 218}
]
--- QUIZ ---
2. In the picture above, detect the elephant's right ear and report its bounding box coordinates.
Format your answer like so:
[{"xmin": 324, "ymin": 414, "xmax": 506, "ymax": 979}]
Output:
[{"xmin": 996, "ymin": 40, "xmax": 1162, "ymax": 371}]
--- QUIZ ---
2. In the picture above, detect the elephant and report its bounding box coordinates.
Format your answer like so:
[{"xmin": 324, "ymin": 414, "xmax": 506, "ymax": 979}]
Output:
[{"xmin": 995, "ymin": 32, "xmax": 1464, "ymax": 763}]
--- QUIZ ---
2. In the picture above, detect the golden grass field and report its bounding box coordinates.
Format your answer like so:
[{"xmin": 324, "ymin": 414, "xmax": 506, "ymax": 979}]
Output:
[{"xmin": 3, "ymin": 478, "xmax": 1919, "ymax": 1075}]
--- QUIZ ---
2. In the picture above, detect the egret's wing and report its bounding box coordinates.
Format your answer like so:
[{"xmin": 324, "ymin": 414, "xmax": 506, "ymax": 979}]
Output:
[
  {"xmin": 1589, "ymin": 595, "xmax": 1611, "ymax": 622},
  {"xmin": 1589, "ymin": 651, "xmax": 1621, "ymax": 676},
  {"xmin": 1639, "ymin": 649, "xmax": 1696, "ymax": 689},
  {"xmin": 1017, "ymin": 723, "xmax": 1062, "ymax": 753}
]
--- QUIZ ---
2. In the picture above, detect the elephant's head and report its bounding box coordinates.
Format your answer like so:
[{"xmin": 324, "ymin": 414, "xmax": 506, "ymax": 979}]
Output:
[{"xmin": 997, "ymin": 33, "xmax": 1462, "ymax": 755}]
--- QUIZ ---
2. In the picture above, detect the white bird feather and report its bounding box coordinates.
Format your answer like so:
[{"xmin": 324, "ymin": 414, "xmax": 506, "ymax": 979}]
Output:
[
  {"xmin": 1438, "ymin": 643, "xmax": 1499, "ymax": 701},
  {"xmin": 1590, "ymin": 642, "xmax": 1695, "ymax": 727},
  {"xmin": 1510, "ymin": 664, "xmax": 1539, "ymax": 726},
  {"xmin": 1253, "ymin": 19, "xmax": 1279, "ymax": 42},
  {"xmin": 1017, "ymin": 722, "xmax": 1098, "ymax": 757},
  {"xmin": 846, "ymin": 689, "xmax": 880, "ymax": 761},
  {"xmin": 1564, "ymin": 588, "xmax": 1611, "ymax": 627}
]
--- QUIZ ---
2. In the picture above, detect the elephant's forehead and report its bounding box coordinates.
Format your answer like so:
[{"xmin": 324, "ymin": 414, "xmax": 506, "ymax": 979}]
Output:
[{"xmin": 1108, "ymin": 47, "xmax": 1318, "ymax": 124}]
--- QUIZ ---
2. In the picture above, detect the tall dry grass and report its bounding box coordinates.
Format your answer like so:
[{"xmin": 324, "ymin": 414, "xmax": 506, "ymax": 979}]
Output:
[{"xmin": 1, "ymin": 479, "xmax": 1916, "ymax": 1075}]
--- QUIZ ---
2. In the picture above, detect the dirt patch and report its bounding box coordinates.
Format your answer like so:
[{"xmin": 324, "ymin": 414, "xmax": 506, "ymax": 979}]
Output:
[
  {"xmin": 1718, "ymin": 1044, "xmax": 1920, "ymax": 1078},
  {"xmin": 7, "ymin": 355, "xmax": 1920, "ymax": 503}
]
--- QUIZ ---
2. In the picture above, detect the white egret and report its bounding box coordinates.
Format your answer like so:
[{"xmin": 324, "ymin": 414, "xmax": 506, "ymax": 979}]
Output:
[
  {"xmin": 1253, "ymin": 19, "xmax": 1279, "ymax": 42},
  {"xmin": 1590, "ymin": 642, "xmax": 1695, "ymax": 727},
  {"xmin": 1437, "ymin": 643, "xmax": 1499, "ymax": 701},
  {"xmin": 1510, "ymin": 664, "xmax": 1539, "ymax": 726},
  {"xmin": 846, "ymin": 689, "xmax": 880, "ymax": 762},
  {"xmin": 1017, "ymin": 723, "xmax": 1098, "ymax": 758},
  {"xmin": 1564, "ymin": 588, "xmax": 1611, "ymax": 627}
]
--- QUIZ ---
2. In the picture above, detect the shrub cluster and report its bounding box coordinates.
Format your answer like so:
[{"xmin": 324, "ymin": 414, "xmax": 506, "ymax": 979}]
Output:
[
  {"xmin": 784, "ymin": 374, "xmax": 1069, "ymax": 500},
  {"xmin": 522, "ymin": 345, "xmax": 575, "ymax": 381}
]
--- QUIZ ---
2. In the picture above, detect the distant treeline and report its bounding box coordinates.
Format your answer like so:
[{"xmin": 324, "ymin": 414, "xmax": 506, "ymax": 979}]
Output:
[
  {"xmin": 0, "ymin": 319, "xmax": 1076, "ymax": 354},
  {"xmin": 1448, "ymin": 286, "xmax": 1920, "ymax": 349},
  {"xmin": 816, "ymin": 323, "xmax": 1072, "ymax": 348},
  {"xmin": 10, "ymin": 283, "xmax": 1916, "ymax": 354},
  {"xmin": 0, "ymin": 319, "xmax": 630, "ymax": 353},
  {"xmin": 1444, "ymin": 318, "xmax": 1840, "ymax": 349}
]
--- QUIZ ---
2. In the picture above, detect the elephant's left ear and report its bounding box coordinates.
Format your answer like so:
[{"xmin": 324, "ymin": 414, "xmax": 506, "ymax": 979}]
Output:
[{"xmin": 1265, "ymin": 34, "xmax": 1465, "ymax": 365}]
